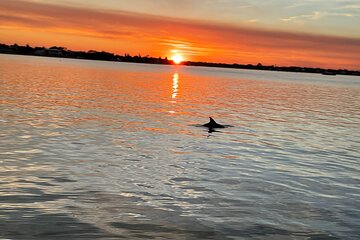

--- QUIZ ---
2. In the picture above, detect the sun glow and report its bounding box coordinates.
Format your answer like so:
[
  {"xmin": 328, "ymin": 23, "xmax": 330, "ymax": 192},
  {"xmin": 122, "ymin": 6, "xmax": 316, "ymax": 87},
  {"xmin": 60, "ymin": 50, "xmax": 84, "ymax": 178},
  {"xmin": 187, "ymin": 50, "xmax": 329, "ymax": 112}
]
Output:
[{"xmin": 172, "ymin": 54, "xmax": 183, "ymax": 64}]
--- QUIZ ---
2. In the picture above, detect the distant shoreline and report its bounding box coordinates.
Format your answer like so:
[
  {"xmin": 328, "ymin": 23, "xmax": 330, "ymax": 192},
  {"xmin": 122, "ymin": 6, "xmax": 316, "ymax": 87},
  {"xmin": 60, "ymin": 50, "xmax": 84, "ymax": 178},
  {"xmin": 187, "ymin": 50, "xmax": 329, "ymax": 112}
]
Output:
[{"xmin": 1, "ymin": 43, "xmax": 359, "ymax": 76}]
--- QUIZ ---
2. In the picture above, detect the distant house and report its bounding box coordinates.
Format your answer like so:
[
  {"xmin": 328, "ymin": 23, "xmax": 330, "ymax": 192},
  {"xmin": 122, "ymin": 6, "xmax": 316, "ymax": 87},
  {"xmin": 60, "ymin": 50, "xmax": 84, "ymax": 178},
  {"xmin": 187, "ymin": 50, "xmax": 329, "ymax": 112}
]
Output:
[
  {"xmin": 64, "ymin": 50, "xmax": 75, "ymax": 57},
  {"xmin": 10, "ymin": 44, "xmax": 19, "ymax": 51},
  {"xmin": 34, "ymin": 49, "xmax": 46, "ymax": 55},
  {"xmin": 0, "ymin": 44, "xmax": 11, "ymax": 53},
  {"xmin": 48, "ymin": 48, "xmax": 63, "ymax": 57}
]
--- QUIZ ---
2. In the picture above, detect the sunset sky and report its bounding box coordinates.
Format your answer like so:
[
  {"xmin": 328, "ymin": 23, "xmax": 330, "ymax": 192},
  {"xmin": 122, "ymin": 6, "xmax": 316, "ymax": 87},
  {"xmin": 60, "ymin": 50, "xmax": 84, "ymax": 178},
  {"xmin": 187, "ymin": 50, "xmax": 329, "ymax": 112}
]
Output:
[{"xmin": 1, "ymin": 0, "xmax": 359, "ymax": 69}]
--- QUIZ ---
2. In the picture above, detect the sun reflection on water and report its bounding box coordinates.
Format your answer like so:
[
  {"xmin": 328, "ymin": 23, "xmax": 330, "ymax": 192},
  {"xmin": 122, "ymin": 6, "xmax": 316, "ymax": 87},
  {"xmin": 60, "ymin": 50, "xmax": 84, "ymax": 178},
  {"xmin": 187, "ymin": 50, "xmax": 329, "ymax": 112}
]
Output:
[
  {"xmin": 169, "ymin": 72, "xmax": 179, "ymax": 114},
  {"xmin": 172, "ymin": 73, "xmax": 179, "ymax": 100}
]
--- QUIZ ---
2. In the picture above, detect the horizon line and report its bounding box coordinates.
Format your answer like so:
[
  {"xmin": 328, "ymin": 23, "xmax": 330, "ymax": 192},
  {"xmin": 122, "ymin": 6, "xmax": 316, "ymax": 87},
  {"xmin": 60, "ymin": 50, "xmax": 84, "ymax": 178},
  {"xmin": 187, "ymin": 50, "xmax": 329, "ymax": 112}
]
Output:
[{"xmin": 1, "ymin": 42, "xmax": 360, "ymax": 74}]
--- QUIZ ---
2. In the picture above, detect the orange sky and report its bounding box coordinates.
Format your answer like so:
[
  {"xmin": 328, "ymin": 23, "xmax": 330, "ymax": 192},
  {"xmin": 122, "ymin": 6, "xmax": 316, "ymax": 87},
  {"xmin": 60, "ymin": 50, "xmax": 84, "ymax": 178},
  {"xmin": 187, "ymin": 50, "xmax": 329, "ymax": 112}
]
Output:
[{"xmin": 1, "ymin": 0, "xmax": 360, "ymax": 69}]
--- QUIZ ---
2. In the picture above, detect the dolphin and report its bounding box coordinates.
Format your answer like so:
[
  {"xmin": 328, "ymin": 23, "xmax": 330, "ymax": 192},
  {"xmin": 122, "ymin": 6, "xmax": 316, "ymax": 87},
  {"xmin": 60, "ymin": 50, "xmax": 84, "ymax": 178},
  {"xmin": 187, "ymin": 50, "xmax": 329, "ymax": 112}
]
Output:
[{"xmin": 202, "ymin": 117, "xmax": 225, "ymax": 129}]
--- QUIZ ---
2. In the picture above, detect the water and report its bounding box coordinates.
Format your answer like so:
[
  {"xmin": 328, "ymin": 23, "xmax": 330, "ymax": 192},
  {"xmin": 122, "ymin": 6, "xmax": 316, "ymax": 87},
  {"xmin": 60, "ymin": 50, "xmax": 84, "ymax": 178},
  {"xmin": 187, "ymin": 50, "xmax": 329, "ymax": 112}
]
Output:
[{"xmin": 1, "ymin": 54, "xmax": 359, "ymax": 239}]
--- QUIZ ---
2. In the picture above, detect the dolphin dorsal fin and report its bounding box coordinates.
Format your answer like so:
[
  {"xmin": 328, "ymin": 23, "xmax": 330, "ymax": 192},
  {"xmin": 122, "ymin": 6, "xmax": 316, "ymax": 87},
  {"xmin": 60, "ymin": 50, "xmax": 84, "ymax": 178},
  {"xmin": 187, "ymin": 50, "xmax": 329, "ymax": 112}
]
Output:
[{"xmin": 209, "ymin": 117, "xmax": 217, "ymax": 124}]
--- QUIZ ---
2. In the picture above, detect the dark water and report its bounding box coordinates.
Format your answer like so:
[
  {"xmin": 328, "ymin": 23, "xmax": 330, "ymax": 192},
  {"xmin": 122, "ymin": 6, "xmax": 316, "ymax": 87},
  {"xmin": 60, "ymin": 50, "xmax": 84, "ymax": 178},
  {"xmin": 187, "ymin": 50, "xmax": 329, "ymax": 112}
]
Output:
[{"xmin": 1, "ymin": 54, "xmax": 359, "ymax": 239}]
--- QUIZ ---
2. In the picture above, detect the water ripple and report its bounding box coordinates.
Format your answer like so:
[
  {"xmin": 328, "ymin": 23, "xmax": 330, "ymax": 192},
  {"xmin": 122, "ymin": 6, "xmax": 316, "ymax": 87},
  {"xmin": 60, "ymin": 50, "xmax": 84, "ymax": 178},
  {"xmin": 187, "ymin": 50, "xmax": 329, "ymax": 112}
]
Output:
[{"xmin": 1, "ymin": 55, "xmax": 359, "ymax": 239}]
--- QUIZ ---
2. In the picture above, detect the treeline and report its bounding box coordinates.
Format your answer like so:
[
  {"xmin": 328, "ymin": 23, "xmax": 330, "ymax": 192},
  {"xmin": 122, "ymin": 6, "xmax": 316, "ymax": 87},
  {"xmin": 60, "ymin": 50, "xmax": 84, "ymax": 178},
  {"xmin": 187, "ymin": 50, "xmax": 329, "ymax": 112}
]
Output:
[
  {"xmin": 0, "ymin": 43, "xmax": 172, "ymax": 64},
  {"xmin": 182, "ymin": 61, "xmax": 360, "ymax": 76},
  {"xmin": 1, "ymin": 43, "xmax": 359, "ymax": 76}
]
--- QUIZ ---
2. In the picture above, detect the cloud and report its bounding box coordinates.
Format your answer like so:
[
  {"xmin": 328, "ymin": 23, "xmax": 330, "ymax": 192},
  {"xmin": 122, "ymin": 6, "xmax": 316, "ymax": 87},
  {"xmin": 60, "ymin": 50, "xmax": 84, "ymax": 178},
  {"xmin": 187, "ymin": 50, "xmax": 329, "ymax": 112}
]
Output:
[
  {"xmin": 1, "ymin": 0, "xmax": 360, "ymax": 68},
  {"xmin": 245, "ymin": 19, "xmax": 258, "ymax": 23},
  {"xmin": 339, "ymin": 2, "xmax": 360, "ymax": 9},
  {"xmin": 280, "ymin": 11, "xmax": 322, "ymax": 24},
  {"xmin": 281, "ymin": 11, "xmax": 356, "ymax": 24}
]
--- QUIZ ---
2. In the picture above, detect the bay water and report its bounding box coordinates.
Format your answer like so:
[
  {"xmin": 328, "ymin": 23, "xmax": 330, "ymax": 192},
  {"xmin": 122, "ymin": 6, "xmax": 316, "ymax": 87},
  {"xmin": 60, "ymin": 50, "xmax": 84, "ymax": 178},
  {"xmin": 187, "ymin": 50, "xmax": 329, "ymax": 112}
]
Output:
[{"xmin": 1, "ymin": 54, "xmax": 359, "ymax": 239}]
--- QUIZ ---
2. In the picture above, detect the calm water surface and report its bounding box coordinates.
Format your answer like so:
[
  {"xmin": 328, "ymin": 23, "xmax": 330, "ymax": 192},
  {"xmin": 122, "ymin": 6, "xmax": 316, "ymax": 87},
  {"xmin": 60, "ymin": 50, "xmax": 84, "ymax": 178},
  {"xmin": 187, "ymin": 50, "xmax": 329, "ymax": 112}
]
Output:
[{"xmin": 1, "ymin": 54, "xmax": 360, "ymax": 239}]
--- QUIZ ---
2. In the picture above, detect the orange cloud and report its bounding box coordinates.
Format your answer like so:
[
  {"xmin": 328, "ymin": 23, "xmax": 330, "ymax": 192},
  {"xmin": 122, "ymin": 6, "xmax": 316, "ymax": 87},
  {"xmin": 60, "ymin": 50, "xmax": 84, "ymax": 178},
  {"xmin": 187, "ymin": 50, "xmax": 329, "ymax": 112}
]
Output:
[{"xmin": 0, "ymin": 0, "xmax": 359, "ymax": 69}]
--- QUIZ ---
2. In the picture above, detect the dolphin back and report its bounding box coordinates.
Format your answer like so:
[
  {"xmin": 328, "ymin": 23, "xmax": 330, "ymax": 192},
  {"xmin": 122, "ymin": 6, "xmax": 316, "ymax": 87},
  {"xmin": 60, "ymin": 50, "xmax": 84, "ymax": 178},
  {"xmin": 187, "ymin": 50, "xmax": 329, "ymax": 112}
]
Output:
[{"xmin": 202, "ymin": 117, "xmax": 225, "ymax": 128}]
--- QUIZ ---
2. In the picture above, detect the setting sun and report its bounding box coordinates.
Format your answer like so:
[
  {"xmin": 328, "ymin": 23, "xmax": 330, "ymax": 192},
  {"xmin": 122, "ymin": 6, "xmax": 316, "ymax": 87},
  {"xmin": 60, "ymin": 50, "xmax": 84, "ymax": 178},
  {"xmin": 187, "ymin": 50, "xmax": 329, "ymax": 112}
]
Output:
[{"xmin": 172, "ymin": 54, "xmax": 183, "ymax": 64}]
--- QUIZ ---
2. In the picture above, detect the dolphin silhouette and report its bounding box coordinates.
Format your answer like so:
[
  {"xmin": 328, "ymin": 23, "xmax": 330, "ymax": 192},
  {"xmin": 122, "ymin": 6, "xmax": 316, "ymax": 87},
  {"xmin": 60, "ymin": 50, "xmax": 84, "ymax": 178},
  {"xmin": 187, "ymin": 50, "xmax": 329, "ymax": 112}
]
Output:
[{"xmin": 202, "ymin": 117, "xmax": 225, "ymax": 129}]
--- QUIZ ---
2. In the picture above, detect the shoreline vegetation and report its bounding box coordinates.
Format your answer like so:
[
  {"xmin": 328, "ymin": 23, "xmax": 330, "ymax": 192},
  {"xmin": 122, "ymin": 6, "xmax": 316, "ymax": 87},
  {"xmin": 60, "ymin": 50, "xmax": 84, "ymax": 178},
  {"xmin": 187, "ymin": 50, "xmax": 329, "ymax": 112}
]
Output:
[{"xmin": 1, "ymin": 43, "xmax": 359, "ymax": 76}]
